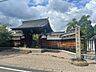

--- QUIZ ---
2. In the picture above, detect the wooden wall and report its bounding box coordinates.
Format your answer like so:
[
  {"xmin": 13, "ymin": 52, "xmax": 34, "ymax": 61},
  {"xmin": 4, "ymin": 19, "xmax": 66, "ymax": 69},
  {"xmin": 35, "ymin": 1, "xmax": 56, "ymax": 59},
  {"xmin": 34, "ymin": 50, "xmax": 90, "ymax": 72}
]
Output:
[{"xmin": 40, "ymin": 39, "xmax": 76, "ymax": 51}]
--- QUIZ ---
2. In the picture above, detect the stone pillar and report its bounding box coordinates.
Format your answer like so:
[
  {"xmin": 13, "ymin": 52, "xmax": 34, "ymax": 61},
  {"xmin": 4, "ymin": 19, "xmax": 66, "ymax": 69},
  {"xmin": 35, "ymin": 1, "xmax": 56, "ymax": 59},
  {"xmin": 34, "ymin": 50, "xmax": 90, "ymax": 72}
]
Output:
[{"xmin": 75, "ymin": 25, "xmax": 81, "ymax": 59}]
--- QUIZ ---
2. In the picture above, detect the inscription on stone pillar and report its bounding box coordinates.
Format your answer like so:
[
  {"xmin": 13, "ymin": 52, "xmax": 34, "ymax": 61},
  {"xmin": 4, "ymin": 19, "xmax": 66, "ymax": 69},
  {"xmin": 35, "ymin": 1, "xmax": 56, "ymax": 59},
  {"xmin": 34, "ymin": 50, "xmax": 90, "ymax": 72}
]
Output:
[{"xmin": 75, "ymin": 25, "xmax": 81, "ymax": 59}]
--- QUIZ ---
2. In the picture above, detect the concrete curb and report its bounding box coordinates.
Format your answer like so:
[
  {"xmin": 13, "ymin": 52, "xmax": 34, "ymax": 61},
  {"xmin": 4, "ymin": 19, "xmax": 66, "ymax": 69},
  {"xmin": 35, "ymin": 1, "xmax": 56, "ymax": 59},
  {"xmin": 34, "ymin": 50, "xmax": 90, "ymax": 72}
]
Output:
[{"xmin": 60, "ymin": 50, "xmax": 76, "ymax": 55}]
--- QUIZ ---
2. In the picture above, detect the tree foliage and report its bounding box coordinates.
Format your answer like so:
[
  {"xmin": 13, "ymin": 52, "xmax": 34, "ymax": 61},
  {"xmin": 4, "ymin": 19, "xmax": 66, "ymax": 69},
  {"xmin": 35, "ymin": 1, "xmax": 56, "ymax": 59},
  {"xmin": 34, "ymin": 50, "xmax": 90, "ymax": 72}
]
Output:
[
  {"xmin": 32, "ymin": 34, "xmax": 39, "ymax": 47},
  {"xmin": 94, "ymin": 25, "xmax": 96, "ymax": 35},
  {"xmin": 0, "ymin": 25, "xmax": 12, "ymax": 47},
  {"xmin": 66, "ymin": 18, "xmax": 77, "ymax": 32},
  {"xmin": 78, "ymin": 15, "xmax": 94, "ymax": 39},
  {"xmin": 66, "ymin": 15, "xmax": 94, "ymax": 39}
]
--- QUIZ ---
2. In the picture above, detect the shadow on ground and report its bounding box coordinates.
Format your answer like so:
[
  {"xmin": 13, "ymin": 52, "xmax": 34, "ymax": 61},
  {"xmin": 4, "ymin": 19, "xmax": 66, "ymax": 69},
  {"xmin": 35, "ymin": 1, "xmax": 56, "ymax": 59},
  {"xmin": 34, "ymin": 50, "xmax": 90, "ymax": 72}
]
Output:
[{"xmin": 0, "ymin": 49, "xmax": 22, "ymax": 59}]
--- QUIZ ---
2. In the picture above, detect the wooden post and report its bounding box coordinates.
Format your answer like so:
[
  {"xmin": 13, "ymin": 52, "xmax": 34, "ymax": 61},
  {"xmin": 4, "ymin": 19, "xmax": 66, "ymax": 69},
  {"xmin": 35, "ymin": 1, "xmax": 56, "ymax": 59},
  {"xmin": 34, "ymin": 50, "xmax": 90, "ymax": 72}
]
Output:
[{"xmin": 75, "ymin": 25, "xmax": 81, "ymax": 59}]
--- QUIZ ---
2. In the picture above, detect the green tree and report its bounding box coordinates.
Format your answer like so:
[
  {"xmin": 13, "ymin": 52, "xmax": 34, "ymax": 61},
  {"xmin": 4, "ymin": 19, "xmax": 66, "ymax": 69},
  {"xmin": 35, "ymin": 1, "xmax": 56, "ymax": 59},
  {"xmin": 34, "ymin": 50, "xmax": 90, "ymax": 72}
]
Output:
[
  {"xmin": 32, "ymin": 34, "xmax": 39, "ymax": 47},
  {"xmin": 78, "ymin": 15, "xmax": 94, "ymax": 39},
  {"xmin": 94, "ymin": 25, "xmax": 96, "ymax": 35},
  {"xmin": 66, "ymin": 15, "xmax": 94, "ymax": 39},
  {"xmin": 66, "ymin": 15, "xmax": 94, "ymax": 53},
  {"xmin": 0, "ymin": 25, "xmax": 12, "ymax": 47},
  {"xmin": 66, "ymin": 18, "xmax": 77, "ymax": 32},
  {"xmin": 78, "ymin": 15, "xmax": 94, "ymax": 52}
]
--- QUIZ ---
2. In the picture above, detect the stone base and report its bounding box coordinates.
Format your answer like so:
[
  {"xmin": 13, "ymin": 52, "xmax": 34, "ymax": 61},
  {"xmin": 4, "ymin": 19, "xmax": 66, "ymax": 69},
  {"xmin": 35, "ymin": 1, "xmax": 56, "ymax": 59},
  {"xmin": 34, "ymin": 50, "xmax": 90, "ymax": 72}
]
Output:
[
  {"xmin": 13, "ymin": 47, "xmax": 44, "ymax": 54},
  {"xmin": 69, "ymin": 58, "xmax": 89, "ymax": 66}
]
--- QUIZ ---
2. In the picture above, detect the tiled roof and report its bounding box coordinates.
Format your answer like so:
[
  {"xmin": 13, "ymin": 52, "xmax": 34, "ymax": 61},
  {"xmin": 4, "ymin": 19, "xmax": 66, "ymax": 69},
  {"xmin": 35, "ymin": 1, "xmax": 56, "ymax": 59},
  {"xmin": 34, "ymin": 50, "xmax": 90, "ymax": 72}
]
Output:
[
  {"xmin": 11, "ymin": 18, "xmax": 53, "ymax": 33},
  {"xmin": 12, "ymin": 18, "xmax": 50, "ymax": 29}
]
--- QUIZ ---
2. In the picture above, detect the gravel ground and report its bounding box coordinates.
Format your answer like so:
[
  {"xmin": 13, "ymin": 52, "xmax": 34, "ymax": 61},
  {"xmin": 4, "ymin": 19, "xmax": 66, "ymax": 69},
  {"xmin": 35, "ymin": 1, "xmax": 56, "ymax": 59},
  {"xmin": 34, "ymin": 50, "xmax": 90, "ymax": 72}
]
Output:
[{"xmin": 0, "ymin": 50, "xmax": 96, "ymax": 72}]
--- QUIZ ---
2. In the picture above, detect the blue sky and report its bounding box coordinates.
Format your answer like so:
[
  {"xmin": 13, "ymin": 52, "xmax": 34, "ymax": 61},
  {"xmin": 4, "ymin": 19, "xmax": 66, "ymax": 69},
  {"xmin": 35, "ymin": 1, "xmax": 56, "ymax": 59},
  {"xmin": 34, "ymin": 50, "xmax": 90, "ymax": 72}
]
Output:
[
  {"xmin": 66, "ymin": 0, "xmax": 90, "ymax": 8},
  {"xmin": 28, "ymin": 0, "xmax": 90, "ymax": 8},
  {"xmin": 0, "ymin": 0, "xmax": 96, "ymax": 31},
  {"xmin": 28, "ymin": 0, "xmax": 48, "ymax": 7}
]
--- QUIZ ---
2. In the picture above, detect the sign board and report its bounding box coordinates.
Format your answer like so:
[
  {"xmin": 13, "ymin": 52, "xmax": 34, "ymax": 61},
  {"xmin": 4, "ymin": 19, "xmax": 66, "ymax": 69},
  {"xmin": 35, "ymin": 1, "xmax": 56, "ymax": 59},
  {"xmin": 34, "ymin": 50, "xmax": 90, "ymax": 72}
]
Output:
[{"xmin": 75, "ymin": 25, "xmax": 81, "ymax": 59}]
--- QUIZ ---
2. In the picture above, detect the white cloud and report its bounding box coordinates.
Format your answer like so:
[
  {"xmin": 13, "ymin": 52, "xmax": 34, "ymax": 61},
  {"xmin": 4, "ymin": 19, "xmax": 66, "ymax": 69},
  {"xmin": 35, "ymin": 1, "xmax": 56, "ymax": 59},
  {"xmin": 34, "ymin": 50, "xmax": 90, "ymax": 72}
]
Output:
[
  {"xmin": 32, "ymin": 0, "xmax": 45, "ymax": 5},
  {"xmin": 0, "ymin": 0, "xmax": 96, "ymax": 32},
  {"xmin": 0, "ymin": 0, "xmax": 40, "ymax": 19},
  {"xmin": 30, "ymin": 0, "xmax": 96, "ymax": 31},
  {"xmin": 48, "ymin": 0, "xmax": 72, "ymax": 13},
  {"xmin": 65, "ymin": 0, "xmax": 96, "ymax": 27},
  {"xmin": 0, "ymin": 12, "xmax": 22, "ymax": 27},
  {"xmin": 44, "ymin": 11, "xmax": 68, "ymax": 31},
  {"xmin": 67, "ymin": 7, "xmax": 92, "ymax": 21},
  {"xmin": 29, "ymin": 0, "xmax": 73, "ymax": 31},
  {"xmin": 0, "ymin": 0, "xmax": 73, "ymax": 31},
  {"xmin": 0, "ymin": 0, "xmax": 42, "ymax": 28},
  {"xmin": 85, "ymin": 0, "xmax": 96, "ymax": 24},
  {"xmin": 86, "ymin": 0, "xmax": 96, "ymax": 11}
]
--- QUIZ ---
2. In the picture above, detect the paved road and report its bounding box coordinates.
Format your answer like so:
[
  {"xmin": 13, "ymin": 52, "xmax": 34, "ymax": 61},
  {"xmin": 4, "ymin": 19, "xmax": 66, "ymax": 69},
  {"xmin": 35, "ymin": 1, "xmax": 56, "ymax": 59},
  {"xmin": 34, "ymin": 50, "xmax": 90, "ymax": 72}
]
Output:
[
  {"xmin": 0, "ymin": 69, "xmax": 17, "ymax": 72},
  {"xmin": 0, "ymin": 69, "xmax": 48, "ymax": 72},
  {"xmin": 0, "ymin": 65, "xmax": 49, "ymax": 72}
]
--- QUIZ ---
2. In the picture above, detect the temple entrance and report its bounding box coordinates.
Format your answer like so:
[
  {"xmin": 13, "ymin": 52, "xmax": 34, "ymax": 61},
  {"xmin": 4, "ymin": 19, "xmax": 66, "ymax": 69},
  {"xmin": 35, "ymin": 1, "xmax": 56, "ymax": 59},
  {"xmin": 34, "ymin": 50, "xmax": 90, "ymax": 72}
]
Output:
[{"xmin": 11, "ymin": 18, "xmax": 53, "ymax": 48}]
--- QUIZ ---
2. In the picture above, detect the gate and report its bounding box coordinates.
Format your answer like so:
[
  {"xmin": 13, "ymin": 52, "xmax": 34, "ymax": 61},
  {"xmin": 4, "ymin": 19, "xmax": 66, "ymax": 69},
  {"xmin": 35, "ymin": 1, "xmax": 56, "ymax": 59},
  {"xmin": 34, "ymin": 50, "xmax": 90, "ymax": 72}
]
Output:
[
  {"xmin": 86, "ymin": 39, "xmax": 96, "ymax": 60},
  {"xmin": 87, "ymin": 40, "xmax": 95, "ymax": 52}
]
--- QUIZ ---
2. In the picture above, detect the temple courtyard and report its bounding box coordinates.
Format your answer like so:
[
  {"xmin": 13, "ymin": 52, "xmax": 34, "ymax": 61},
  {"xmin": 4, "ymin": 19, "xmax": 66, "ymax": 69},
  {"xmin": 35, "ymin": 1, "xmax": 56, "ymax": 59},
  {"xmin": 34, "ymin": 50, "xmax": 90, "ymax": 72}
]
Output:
[{"xmin": 0, "ymin": 49, "xmax": 96, "ymax": 72}]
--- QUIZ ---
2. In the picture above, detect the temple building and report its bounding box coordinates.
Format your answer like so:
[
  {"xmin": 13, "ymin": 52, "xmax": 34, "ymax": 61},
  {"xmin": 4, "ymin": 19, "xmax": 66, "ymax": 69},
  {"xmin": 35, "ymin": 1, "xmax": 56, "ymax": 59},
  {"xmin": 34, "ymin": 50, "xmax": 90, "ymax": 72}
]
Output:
[
  {"xmin": 11, "ymin": 18, "xmax": 53, "ymax": 47},
  {"xmin": 11, "ymin": 18, "xmax": 84, "ymax": 51}
]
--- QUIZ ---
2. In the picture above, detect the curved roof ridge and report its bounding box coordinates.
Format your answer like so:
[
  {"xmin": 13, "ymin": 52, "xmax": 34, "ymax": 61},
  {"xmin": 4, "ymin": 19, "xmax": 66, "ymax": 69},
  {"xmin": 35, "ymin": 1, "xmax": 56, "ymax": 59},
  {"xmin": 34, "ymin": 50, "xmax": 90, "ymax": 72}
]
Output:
[
  {"xmin": 12, "ymin": 18, "xmax": 53, "ymax": 33},
  {"xmin": 22, "ymin": 18, "xmax": 48, "ymax": 23}
]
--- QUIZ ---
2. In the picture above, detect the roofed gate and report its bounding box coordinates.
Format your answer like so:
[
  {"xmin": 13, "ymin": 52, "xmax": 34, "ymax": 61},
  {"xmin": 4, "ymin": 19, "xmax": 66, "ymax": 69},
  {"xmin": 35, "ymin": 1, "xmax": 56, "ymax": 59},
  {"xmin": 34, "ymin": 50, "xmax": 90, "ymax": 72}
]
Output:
[{"xmin": 12, "ymin": 18, "xmax": 53, "ymax": 47}]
